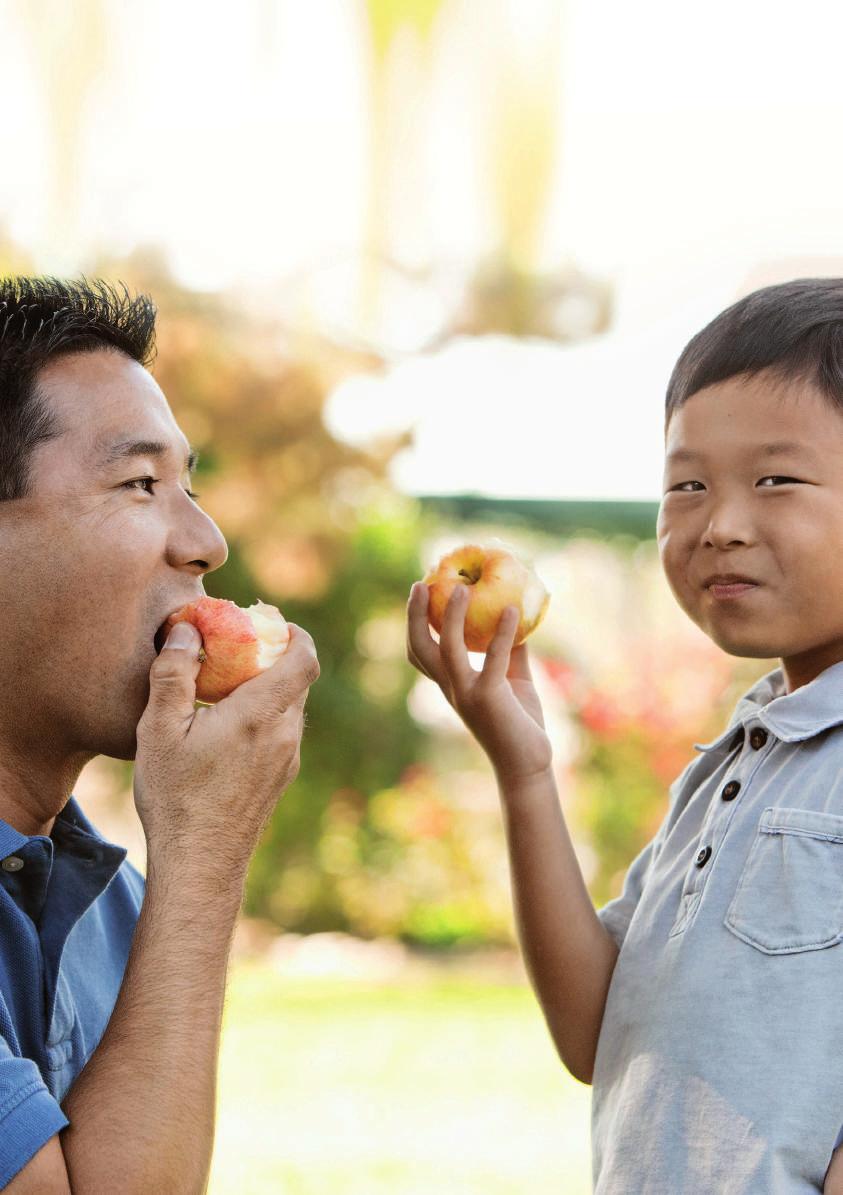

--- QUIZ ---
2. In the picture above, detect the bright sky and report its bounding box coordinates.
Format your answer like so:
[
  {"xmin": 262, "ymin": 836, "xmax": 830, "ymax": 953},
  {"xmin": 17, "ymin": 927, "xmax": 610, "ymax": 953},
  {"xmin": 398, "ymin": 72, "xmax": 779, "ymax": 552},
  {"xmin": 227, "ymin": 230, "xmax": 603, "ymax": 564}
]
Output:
[{"xmin": 2, "ymin": 0, "xmax": 843, "ymax": 499}]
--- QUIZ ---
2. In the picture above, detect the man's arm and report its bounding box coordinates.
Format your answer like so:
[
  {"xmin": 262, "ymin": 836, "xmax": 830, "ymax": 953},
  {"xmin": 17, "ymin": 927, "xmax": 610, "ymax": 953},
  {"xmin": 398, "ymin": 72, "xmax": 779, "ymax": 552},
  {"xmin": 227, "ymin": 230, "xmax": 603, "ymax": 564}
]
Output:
[
  {"xmin": 58, "ymin": 861, "xmax": 245, "ymax": 1193},
  {"xmin": 5, "ymin": 1136, "xmax": 70, "ymax": 1193},
  {"xmin": 498, "ymin": 769, "xmax": 619, "ymax": 1085},
  {"xmin": 4, "ymin": 618, "xmax": 319, "ymax": 1194}
]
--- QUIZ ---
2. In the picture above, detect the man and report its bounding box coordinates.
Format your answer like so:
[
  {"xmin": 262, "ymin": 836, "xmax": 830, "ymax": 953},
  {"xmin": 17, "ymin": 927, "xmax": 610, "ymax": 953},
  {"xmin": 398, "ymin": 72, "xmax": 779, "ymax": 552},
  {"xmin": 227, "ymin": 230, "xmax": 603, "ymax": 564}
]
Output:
[{"xmin": 0, "ymin": 276, "xmax": 320, "ymax": 1192}]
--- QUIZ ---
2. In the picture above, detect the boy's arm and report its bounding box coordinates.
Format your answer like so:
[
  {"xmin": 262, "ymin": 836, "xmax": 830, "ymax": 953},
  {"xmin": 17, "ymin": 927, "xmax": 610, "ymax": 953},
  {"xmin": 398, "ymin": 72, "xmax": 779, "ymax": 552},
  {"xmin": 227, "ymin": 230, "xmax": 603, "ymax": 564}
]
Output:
[
  {"xmin": 497, "ymin": 768, "xmax": 619, "ymax": 1084},
  {"xmin": 825, "ymin": 1144, "xmax": 843, "ymax": 1193},
  {"xmin": 407, "ymin": 583, "xmax": 619, "ymax": 1085}
]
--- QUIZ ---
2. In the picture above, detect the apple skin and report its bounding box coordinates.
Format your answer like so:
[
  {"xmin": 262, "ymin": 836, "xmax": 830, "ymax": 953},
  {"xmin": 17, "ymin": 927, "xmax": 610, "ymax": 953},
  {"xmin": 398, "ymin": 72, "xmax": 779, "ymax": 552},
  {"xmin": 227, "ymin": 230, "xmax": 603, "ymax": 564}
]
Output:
[
  {"xmin": 423, "ymin": 541, "xmax": 550, "ymax": 653},
  {"xmin": 161, "ymin": 596, "xmax": 290, "ymax": 703}
]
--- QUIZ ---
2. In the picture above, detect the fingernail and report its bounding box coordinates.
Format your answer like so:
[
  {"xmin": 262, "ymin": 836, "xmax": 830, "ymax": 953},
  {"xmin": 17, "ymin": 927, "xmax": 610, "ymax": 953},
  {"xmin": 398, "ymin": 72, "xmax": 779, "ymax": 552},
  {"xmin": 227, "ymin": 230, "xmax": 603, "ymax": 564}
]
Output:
[{"xmin": 166, "ymin": 622, "xmax": 196, "ymax": 649}]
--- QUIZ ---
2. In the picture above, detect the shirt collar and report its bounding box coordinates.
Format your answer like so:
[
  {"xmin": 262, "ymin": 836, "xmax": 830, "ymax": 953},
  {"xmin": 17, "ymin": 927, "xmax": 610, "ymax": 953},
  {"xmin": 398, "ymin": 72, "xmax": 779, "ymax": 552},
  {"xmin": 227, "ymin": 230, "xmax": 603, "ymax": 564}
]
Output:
[
  {"xmin": 694, "ymin": 658, "xmax": 843, "ymax": 753},
  {"xmin": 0, "ymin": 794, "xmax": 122, "ymax": 862}
]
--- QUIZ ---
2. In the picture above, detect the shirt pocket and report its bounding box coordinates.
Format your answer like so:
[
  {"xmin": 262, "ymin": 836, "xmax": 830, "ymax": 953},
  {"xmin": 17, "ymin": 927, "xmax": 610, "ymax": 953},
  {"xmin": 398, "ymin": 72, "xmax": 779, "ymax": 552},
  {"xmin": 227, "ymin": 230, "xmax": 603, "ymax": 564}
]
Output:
[{"xmin": 724, "ymin": 806, "xmax": 843, "ymax": 954}]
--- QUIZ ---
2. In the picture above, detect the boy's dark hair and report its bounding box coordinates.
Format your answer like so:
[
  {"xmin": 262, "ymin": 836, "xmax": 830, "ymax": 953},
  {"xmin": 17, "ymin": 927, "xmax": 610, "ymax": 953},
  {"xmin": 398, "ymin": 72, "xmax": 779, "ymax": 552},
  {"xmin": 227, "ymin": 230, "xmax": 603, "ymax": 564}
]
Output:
[
  {"xmin": 664, "ymin": 277, "xmax": 843, "ymax": 432},
  {"xmin": 0, "ymin": 275, "xmax": 157, "ymax": 501}
]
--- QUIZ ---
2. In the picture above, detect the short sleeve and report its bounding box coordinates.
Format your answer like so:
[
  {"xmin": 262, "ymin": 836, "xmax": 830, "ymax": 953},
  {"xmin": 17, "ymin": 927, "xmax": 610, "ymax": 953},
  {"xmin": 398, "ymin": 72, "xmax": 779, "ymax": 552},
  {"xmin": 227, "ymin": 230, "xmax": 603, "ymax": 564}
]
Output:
[
  {"xmin": 0, "ymin": 1036, "xmax": 69, "ymax": 1188},
  {"xmin": 596, "ymin": 758, "xmax": 698, "ymax": 951},
  {"xmin": 597, "ymin": 835, "xmax": 661, "ymax": 950}
]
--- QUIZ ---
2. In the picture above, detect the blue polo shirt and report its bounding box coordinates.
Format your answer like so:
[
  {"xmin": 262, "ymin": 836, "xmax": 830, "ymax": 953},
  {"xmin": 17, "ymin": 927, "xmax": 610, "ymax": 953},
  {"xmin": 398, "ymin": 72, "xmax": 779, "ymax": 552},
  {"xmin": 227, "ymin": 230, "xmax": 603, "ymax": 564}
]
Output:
[{"xmin": 0, "ymin": 795, "xmax": 144, "ymax": 1187}]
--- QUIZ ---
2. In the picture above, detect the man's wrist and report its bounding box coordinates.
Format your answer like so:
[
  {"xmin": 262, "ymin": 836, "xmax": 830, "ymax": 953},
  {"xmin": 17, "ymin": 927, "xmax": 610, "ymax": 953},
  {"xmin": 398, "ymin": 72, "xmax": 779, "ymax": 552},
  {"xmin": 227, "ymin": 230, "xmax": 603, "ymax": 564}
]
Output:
[{"xmin": 144, "ymin": 845, "xmax": 248, "ymax": 906}]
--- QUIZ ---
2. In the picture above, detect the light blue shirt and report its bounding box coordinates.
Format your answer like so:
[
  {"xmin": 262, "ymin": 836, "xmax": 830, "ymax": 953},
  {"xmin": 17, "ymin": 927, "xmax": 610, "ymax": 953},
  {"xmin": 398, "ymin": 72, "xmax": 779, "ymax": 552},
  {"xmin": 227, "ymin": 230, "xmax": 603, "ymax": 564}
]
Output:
[
  {"xmin": 0, "ymin": 796, "xmax": 144, "ymax": 1187},
  {"xmin": 593, "ymin": 658, "xmax": 843, "ymax": 1193}
]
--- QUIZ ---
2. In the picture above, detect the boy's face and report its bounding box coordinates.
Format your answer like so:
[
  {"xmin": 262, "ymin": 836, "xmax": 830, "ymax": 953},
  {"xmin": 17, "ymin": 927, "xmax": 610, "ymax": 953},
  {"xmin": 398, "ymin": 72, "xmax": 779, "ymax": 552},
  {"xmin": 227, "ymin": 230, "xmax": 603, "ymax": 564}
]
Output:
[{"xmin": 657, "ymin": 368, "xmax": 843, "ymax": 693}]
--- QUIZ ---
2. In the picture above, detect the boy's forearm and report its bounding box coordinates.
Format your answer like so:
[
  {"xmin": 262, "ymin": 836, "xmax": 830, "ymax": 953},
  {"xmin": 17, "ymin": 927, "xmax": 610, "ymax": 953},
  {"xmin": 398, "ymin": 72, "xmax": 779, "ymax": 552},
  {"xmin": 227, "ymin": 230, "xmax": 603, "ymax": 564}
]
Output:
[
  {"xmin": 496, "ymin": 769, "xmax": 619, "ymax": 1085},
  {"xmin": 59, "ymin": 859, "xmax": 246, "ymax": 1195}
]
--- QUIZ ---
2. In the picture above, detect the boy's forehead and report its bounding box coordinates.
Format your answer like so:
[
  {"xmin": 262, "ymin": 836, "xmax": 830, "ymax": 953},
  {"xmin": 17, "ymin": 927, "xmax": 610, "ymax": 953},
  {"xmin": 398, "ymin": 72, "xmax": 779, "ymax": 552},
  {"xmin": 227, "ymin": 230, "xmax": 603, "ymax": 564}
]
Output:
[{"xmin": 665, "ymin": 374, "xmax": 843, "ymax": 461}]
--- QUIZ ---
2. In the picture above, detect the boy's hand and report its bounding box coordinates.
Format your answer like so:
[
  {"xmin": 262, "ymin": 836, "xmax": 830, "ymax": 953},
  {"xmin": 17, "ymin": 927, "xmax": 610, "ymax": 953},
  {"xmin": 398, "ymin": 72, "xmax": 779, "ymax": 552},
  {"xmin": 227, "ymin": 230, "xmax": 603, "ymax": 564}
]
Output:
[{"xmin": 407, "ymin": 581, "xmax": 553, "ymax": 787}]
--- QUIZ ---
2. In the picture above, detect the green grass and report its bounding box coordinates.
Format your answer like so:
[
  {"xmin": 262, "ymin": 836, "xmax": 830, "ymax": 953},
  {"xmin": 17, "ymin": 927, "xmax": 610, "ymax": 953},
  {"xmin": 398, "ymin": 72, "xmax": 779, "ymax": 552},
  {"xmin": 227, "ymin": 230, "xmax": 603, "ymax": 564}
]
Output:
[{"xmin": 208, "ymin": 959, "xmax": 593, "ymax": 1194}]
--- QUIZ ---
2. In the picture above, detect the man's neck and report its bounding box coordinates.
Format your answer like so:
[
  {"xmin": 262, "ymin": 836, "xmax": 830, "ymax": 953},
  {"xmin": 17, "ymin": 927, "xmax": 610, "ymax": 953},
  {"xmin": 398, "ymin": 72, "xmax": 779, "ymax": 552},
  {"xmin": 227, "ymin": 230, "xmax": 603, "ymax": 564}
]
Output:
[{"xmin": 0, "ymin": 749, "xmax": 90, "ymax": 838}]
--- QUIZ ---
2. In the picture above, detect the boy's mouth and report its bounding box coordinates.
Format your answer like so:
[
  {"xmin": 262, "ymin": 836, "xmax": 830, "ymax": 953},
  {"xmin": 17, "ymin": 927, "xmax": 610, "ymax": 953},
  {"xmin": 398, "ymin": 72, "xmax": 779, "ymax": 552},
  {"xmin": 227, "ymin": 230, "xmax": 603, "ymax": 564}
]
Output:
[{"xmin": 707, "ymin": 581, "xmax": 759, "ymax": 600}]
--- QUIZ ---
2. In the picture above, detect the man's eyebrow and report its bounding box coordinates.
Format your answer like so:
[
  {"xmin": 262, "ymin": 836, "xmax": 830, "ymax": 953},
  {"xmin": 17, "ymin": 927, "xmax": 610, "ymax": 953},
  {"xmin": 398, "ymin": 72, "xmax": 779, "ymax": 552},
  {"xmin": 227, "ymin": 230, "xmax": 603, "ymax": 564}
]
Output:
[
  {"xmin": 98, "ymin": 439, "xmax": 200, "ymax": 474},
  {"xmin": 665, "ymin": 440, "xmax": 819, "ymax": 465}
]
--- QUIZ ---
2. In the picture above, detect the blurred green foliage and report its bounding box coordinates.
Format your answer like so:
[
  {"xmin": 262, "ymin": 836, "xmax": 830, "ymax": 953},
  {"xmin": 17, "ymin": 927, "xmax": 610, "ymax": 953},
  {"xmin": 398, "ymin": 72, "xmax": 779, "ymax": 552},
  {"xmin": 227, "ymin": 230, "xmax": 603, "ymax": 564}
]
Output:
[{"xmin": 239, "ymin": 500, "xmax": 428, "ymax": 932}]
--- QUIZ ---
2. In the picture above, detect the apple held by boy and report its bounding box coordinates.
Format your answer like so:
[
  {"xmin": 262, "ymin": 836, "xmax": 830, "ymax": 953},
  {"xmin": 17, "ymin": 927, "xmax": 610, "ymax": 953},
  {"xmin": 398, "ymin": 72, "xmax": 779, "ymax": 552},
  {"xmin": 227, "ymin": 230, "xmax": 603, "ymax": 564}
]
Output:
[
  {"xmin": 155, "ymin": 596, "xmax": 290, "ymax": 703},
  {"xmin": 423, "ymin": 540, "xmax": 550, "ymax": 652}
]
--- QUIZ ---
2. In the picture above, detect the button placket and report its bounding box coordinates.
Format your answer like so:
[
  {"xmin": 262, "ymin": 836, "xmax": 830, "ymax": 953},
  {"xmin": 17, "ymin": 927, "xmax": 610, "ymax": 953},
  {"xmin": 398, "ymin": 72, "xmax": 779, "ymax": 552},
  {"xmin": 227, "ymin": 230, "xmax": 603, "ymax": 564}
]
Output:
[{"xmin": 673, "ymin": 743, "xmax": 753, "ymax": 936}]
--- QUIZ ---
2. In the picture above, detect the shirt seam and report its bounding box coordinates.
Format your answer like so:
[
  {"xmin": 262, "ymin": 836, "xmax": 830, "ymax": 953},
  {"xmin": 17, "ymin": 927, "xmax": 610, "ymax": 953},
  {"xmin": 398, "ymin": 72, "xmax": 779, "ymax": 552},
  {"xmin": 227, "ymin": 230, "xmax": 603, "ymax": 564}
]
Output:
[{"xmin": 0, "ymin": 1078, "xmax": 46, "ymax": 1123}]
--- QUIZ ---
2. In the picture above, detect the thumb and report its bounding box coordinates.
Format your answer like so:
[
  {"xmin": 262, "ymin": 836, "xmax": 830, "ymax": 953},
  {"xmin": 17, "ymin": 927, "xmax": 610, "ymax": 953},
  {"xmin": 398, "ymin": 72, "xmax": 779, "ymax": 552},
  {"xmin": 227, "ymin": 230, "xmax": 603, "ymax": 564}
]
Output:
[{"xmin": 144, "ymin": 621, "xmax": 203, "ymax": 724}]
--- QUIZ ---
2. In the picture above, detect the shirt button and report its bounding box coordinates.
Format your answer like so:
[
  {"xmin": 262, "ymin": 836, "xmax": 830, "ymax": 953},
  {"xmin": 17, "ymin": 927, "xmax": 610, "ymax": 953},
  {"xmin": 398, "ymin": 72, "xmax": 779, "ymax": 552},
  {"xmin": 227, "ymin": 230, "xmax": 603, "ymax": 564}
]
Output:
[
  {"xmin": 1, "ymin": 856, "xmax": 24, "ymax": 872},
  {"xmin": 749, "ymin": 727, "xmax": 768, "ymax": 750},
  {"xmin": 695, "ymin": 846, "xmax": 712, "ymax": 867},
  {"xmin": 721, "ymin": 780, "xmax": 741, "ymax": 801}
]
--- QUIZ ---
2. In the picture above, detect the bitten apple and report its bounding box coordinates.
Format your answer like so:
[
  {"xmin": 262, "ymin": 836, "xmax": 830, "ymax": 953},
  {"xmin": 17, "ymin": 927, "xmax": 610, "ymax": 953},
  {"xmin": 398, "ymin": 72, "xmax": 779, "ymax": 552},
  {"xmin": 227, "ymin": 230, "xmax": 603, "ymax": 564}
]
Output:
[
  {"xmin": 159, "ymin": 596, "xmax": 290, "ymax": 703},
  {"xmin": 423, "ymin": 540, "xmax": 550, "ymax": 653}
]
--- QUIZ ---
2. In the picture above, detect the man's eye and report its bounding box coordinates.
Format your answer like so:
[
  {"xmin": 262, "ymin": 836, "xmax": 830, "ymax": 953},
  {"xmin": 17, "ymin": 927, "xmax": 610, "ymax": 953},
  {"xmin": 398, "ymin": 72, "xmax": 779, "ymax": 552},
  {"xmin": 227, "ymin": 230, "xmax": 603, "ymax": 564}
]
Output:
[
  {"xmin": 123, "ymin": 477, "xmax": 201, "ymax": 501},
  {"xmin": 757, "ymin": 476, "xmax": 801, "ymax": 487}
]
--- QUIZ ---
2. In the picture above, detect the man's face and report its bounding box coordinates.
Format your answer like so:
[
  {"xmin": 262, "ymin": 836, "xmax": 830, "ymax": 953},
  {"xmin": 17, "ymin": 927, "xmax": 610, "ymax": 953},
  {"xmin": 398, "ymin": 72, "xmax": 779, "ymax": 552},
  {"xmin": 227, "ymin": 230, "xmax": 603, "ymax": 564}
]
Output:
[
  {"xmin": 657, "ymin": 368, "xmax": 843, "ymax": 693},
  {"xmin": 0, "ymin": 349, "xmax": 228, "ymax": 760}
]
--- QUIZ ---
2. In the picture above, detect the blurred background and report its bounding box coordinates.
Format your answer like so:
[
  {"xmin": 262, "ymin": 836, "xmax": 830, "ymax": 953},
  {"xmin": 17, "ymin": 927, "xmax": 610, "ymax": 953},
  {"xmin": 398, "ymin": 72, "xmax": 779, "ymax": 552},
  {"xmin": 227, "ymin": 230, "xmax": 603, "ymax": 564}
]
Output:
[{"xmin": 3, "ymin": 0, "xmax": 840, "ymax": 1190}]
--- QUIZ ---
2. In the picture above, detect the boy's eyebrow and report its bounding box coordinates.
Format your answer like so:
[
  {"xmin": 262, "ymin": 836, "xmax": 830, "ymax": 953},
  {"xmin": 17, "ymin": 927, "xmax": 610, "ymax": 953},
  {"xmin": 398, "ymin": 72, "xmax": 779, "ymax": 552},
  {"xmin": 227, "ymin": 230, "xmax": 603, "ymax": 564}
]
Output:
[
  {"xmin": 98, "ymin": 438, "xmax": 200, "ymax": 474},
  {"xmin": 666, "ymin": 440, "xmax": 819, "ymax": 465}
]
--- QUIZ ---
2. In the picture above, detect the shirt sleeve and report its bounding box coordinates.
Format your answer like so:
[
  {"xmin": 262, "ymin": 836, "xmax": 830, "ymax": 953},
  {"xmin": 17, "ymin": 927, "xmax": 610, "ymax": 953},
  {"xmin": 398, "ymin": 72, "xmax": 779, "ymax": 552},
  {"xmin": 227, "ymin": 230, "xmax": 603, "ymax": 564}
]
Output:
[
  {"xmin": 596, "ymin": 757, "xmax": 698, "ymax": 951},
  {"xmin": 0, "ymin": 1036, "xmax": 69, "ymax": 1189}
]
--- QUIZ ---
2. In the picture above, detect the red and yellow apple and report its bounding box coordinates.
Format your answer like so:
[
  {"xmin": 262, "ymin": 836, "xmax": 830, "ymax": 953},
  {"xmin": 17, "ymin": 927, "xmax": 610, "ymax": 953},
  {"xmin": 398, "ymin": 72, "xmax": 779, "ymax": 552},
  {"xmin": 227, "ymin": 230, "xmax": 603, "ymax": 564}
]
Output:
[
  {"xmin": 159, "ymin": 596, "xmax": 290, "ymax": 703},
  {"xmin": 423, "ymin": 540, "xmax": 550, "ymax": 653}
]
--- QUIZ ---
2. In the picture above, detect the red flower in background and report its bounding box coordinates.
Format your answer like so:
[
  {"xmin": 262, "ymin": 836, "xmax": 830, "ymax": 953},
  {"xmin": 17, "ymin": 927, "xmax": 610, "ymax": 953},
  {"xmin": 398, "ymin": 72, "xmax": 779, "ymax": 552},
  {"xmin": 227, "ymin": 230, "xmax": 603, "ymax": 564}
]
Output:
[{"xmin": 577, "ymin": 689, "xmax": 625, "ymax": 738}]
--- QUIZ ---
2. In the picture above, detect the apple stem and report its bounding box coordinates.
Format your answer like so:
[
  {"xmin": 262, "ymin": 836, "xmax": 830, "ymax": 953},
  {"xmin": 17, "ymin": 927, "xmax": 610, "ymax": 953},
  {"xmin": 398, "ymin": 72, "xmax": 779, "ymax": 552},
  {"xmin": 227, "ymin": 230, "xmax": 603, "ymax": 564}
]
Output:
[{"xmin": 457, "ymin": 569, "xmax": 480, "ymax": 584}]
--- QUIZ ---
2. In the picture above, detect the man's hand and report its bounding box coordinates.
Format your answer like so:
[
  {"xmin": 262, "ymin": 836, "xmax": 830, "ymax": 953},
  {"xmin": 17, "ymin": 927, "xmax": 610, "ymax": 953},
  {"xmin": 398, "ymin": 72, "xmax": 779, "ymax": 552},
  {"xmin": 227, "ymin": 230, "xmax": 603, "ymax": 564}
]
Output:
[
  {"xmin": 134, "ymin": 619, "xmax": 320, "ymax": 875},
  {"xmin": 407, "ymin": 581, "xmax": 552, "ymax": 787}
]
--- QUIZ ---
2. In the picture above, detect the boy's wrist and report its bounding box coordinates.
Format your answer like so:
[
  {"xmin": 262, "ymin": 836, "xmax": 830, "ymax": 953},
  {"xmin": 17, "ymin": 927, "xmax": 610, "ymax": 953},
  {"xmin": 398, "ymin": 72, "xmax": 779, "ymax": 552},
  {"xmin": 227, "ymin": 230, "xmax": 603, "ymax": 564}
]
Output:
[{"xmin": 494, "ymin": 766, "xmax": 557, "ymax": 800}]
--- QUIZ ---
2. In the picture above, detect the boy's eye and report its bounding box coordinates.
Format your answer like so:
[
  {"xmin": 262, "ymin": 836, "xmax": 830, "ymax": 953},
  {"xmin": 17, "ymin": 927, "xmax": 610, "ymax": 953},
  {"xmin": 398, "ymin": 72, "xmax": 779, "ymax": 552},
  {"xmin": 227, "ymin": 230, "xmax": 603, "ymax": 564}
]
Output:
[
  {"xmin": 668, "ymin": 476, "xmax": 801, "ymax": 493},
  {"xmin": 123, "ymin": 477, "xmax": 201, "ymax": 501}
]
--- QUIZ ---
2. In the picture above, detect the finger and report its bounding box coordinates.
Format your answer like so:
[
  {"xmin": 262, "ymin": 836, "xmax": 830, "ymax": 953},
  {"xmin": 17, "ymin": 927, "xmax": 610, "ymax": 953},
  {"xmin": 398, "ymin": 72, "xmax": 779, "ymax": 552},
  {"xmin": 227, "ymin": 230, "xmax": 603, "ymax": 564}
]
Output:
[
  {"xmin": 406, "ymin": 582, "xmax": 446, "ymax": 684},
  {"xmin": 480, "ymin": 606, "xmax": 519, "ymax": 685},
  {"xmin": 506, "ymin": 642, "xmax": 534, "ymax": 683},
  {"xmin": 438, "ymin": 584, "xmax": 474, "ymax": 690}
]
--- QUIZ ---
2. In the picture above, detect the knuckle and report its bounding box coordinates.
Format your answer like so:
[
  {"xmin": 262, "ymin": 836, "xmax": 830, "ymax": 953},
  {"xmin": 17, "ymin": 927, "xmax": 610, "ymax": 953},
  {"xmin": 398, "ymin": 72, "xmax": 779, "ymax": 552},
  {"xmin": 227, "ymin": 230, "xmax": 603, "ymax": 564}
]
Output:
[{"xmin": 238, "ymin": 706, "xmax": 276, "ymax": 736}]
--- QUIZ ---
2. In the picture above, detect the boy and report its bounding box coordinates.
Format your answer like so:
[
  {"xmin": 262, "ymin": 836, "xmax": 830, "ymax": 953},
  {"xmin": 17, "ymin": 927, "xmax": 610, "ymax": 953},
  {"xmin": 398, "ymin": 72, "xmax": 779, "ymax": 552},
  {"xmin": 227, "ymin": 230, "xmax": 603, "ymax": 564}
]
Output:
[{"xmin": 406, "ymin": 277, "xmax": 843, "ymax": 1193}]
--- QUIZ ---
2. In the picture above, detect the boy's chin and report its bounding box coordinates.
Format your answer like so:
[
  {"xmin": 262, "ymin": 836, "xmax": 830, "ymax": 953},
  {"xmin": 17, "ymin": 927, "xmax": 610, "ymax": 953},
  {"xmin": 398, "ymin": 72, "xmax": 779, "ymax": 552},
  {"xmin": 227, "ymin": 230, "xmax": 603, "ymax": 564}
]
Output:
[
  {"xmin": 704, "ymin": 626, "xmax": 783, "ymax": 661},
  {"xmin": 707, "ymin": 635, "xmax": 779, "ymax": 664}
]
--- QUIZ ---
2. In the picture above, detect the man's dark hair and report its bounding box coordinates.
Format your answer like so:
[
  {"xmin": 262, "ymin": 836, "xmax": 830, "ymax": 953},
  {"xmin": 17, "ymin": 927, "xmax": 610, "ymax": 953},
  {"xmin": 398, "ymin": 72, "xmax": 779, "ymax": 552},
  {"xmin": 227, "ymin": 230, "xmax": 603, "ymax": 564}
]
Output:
[
  {"xmin": 664, "ymin": 277, "xmax": 843, "ymax": 432},
  {"xmin": 0, "ymin": 275, "xmax": 157, "ymax": 501}
]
